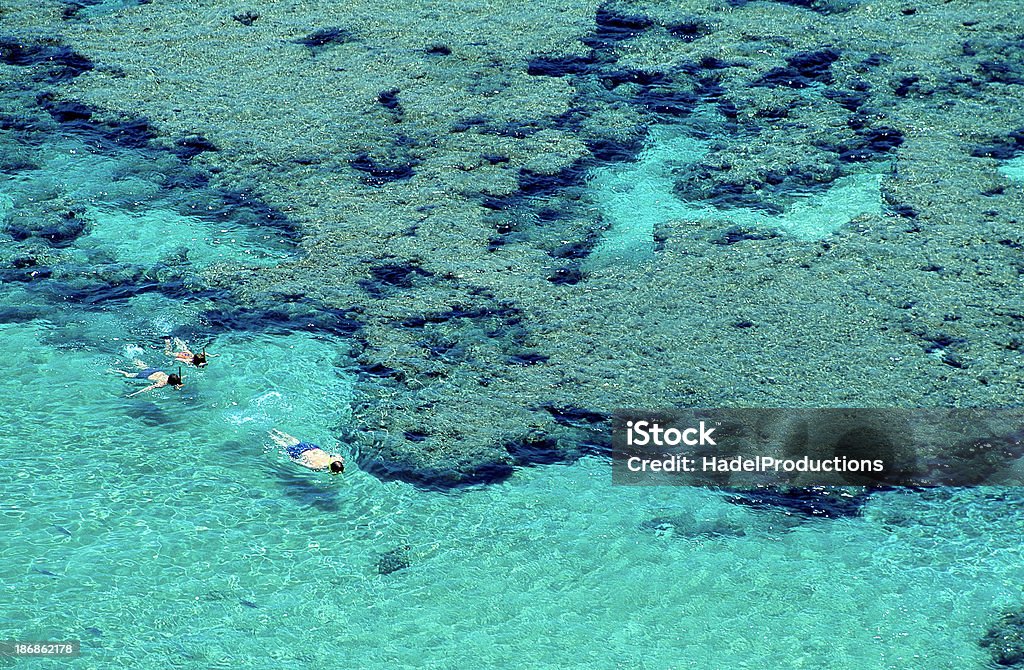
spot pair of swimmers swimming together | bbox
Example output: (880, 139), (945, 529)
(109, 337), (345, 475)
(108, 337), (208, 397)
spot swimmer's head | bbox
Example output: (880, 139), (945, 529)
(329, 460), (345, 475)
(168, 372), (183, 388)
(192, 352), (208, 367)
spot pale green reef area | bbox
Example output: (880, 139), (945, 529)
(4, 0), (1020, 480)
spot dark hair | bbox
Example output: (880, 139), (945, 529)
(192, 352), (207, 367)
(168, 373), (183, 386)
(329, 460), (345, 474)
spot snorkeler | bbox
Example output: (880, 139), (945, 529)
(163, 336), (212, 368)
(269, 429), (345, 475)
(109, 361), (184, 397)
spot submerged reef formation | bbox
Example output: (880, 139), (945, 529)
(980, 610), (1024, 669)
(3, 0), (1023, 486)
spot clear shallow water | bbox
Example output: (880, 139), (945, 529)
(0, 132), (293, 270)
(2, 269), (1022, 668)
(587, 124), (883, 263)
(0, 36), (1020, 670)
(999, 155), (1024, 183)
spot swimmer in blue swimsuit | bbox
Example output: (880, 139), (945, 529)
(269, 429), (345, 474)
(109, 360), (184, 397)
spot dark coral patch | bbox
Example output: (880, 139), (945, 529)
(833, 126), (905, 162)
(202, 302), (362, 337)
(542, 405), (609, 428)
(507, 352), (549, 366)
(355, 451), (515, 490)
(755, 48), (841, 88)
(38, 94), (156, 151)
(350, 153), (417, 185)
(971, 128), (1024, 160)
(0, 38), (94, 82)
(173, 134), (218, 160)
(527, 55), (598, 77)
(295, 27), (353, 49)
(584, 6), (653, 48)
(376, 546), (412, 575)
(359, 261), (432, 296)
(711, 226), (780, 246)
(547, 266), (584, 285)
(666, 19), (712, 42)
(377, 88), (401, 111)
(725, 487), (875, 519)
(980, 610), (1024, 669)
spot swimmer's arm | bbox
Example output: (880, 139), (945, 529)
(126, 384), (158, 398)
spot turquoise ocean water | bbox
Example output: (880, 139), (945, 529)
(3, 5), (1024, 669)
(1, 129), (1023, 670)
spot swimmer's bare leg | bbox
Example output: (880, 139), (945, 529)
(268, 429), (300, 447)
(108, 369), (135, 377)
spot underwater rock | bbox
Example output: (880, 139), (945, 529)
(202, 301), (361, 337)
(888, 203), (918, 218)
(377, 88), (401, 112)
(507, 352), (549, 366)
(586, 136), (642, 162)
(376, 546), (411, 575)
(724, 487), (874, 519)
(43, 100), (93, 123)
(358, 261), (432, 296)
(980, 610), (1024, 668)
(295, 27), (353, 49)
(356, 440), (515, 489)
(641, 514), (751, 540)
(0, 38), (94, 82)
(399, 303), (522, 329)
(38, 94), (156, 152)
(547, 266), (584, 285)
(756, 48), (842, 88)
(517, 164), (586, 197)
(666, 19), (712, 42)
(173, 134), (218, 160)
(349, 153), (417, 185)
(822, 88), (869, 111)
(893, 75), (921, 97)
(741, 0), (859, 14)
(710, 226), (779, 246)
(549, 238), (597, 261)
(505, 430), (565, 466)
(5, 209), (88, 248)
(542, 405), (609, 429)
(231, 11), (259, 26)
(971, 128), (1024, 160)
(634, 84), (697, 117)
(584, 6), (653, 48)
(528, 55), (597, 77)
